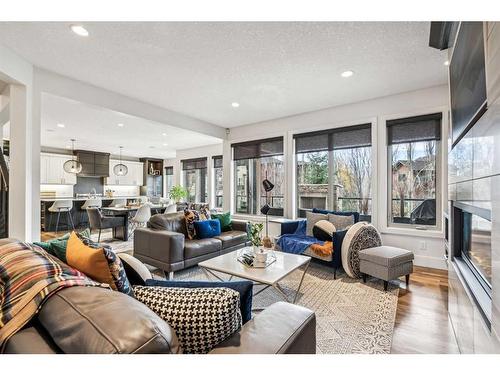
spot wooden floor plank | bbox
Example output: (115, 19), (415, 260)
(391, 266), (459, 354)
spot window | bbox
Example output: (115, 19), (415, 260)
(213, 155), (223, 208)
(232, 137), (284, 216)
(294, 124), (372, 220)
(165, 166), (174, 198)
(181, 158), (207, 203)
(387, 113), (442, 228)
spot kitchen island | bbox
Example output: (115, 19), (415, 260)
(40, 196), (167, 234)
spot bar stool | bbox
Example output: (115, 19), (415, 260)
(80, 198), (102, 227)
(48, 200), (74, 234)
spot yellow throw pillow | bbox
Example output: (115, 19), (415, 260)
(66, 232), (117, 290)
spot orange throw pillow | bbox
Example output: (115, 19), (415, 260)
(66, 232), (117, 290)
(310, 241), (334, 257)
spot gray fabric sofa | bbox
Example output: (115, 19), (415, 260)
(134, 212), (249, 278)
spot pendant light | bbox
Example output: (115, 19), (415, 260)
(113, 146), (128, 176)
(63, 139), (83, 174)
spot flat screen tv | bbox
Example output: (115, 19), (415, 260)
(450, 22), (487, 148)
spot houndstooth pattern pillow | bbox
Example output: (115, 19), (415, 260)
(133, 286), (242, 354)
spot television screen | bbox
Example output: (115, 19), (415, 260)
(450, 22), (487, 147)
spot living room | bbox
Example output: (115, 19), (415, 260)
(1, 1), (499, 373)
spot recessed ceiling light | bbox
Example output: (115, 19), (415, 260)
(231, 102), (240, 108)
(162, 133), (167, 136)
(70, 25), (89, 37)
(57, 123), (65, 128)
(162, 143), (168, 146)
(444, 60), (450, 66)
(341, 70), (354, 78)
(117, 123), (124, 127)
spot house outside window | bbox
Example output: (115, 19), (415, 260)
(294, 124), (372, 220)
(232, 137), (284, 216)
(213, 155), (223, 209)
(181, 157), (207, 203)
(387, 113), (442, 228)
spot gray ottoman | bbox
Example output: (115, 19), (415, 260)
(359, 246), (414, 291)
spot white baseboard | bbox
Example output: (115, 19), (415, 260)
(414, 254), (447, 270)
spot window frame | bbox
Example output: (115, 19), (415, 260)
(231, 137), (285, 217)
(379, 108), (447, 237)
(293, 123), (373, 219)
(181, 157), (208, 203)
(387, 139), (442, 230)
(212, 155), (223, 209)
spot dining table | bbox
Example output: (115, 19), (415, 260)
(101, 204), (168, 241)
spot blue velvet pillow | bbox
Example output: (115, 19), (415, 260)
(312, 208), (360, 223)
(194, 219), (221, 239)
(145, 279), (253, 324)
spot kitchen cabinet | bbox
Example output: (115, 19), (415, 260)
(40, 153), (77, 185)
(106, 160), (143, 186)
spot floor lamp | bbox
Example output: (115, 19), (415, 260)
(260, 175), (274, 249)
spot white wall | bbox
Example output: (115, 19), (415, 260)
(0, 44), (39, 241)
(164, 143), (223, 206)
(224, 85), (449, 269)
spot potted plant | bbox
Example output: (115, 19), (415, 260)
(249, 222), (264, 253)
(169, 185), (188, 205)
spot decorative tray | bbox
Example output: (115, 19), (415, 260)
(237, 249), (276, 268)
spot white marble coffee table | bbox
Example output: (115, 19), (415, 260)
(199, 247), (311, 304)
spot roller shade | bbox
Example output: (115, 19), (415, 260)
(294, 124), (372, 154)
(181, 157), (207, 170)
(387, 113), (442, 145)
(213, 155), (223, 168)
(165, 166), (173, 175)
(232, 137), (283, 161)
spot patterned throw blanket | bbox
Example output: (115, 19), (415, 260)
(0, 240), (105, 351)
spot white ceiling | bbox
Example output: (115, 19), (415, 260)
(40, 93), (221, 159)
(0, 22), (447, 127)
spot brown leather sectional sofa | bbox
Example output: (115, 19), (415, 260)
(133, 212), (250, 278)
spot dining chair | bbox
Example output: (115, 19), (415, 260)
(48, 200), (74, 234)
(87, 207), (125, 242)
(129, 203), (152, 237)
(80, 198), (102, 227)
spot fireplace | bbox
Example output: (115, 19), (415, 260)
(452, 202), (492, 324)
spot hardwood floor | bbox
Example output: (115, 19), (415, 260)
(391, 266), (459, 354)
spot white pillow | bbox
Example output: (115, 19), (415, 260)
(306, 211), (328, 236)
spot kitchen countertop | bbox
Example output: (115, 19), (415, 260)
(40, 196), (144, 202)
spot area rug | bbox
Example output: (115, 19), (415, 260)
(96, 231), (399, 354)
(166, 262), (399, 354)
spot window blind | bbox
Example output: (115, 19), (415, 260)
(181, 157), (207, 170)
(232, 137), (284, 161)
(387, 113), (442, 145)
(294, 124), (372, 154)
(213, 155), (223, 168)
(165, 166), (174, 175)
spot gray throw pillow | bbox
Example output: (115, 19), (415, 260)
(306, 211), (328, 236)
(328, 213), (355, 231)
